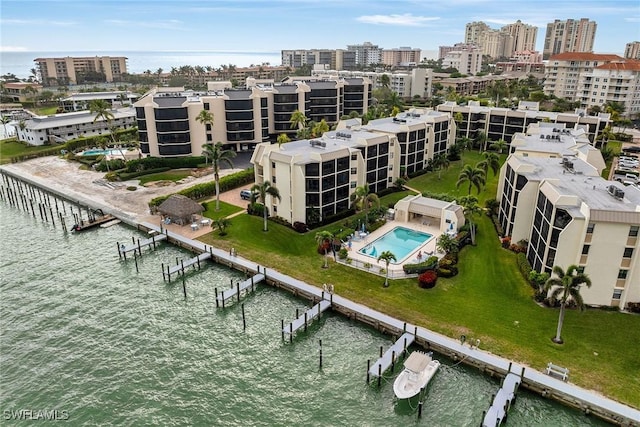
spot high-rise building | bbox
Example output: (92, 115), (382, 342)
(577, 59), (640, 118)
(441, 44), (482, 75)
(501, 20), (538, 53)
(624, 41), (640, 60)
(543, 18), (597, 60)
(478, 30), (514, 59)
(34, 56), (128, 86)
(381, 47), (421, 67)
(465, 22), (491, 46)
(346, 42), (382, 67)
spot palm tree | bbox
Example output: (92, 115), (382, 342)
(459, 195), (481, 245)
(277, 133), (290, 147)
(196, 109), (214, 152)
(377, 251), (397, 287)
(213, 218), (231, 236)
(432, 153), (450, 180)
(202, 142), (236, 211)
(476, 131), (488, 153)
(489, 138), (508, 154)
(477, 152), (500, 177)
(250, 180), (281, 232)
(289, 110), (307, 131)
(89, 99), (116, 144)
(379, 74), (390, 88)
(311, 119), (329, 137)
(544, 265), (592, 344)
(456, 164), (486, 195)
(436, 233), (458, 255)
(315, 230), (334, 268)
(349, 183), (380, 227)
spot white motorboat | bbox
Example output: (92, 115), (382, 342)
(393, 351), (440, 399)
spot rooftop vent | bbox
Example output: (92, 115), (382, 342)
(607, 185), (625, 200)
(540, 134), (545, 139)
(335, 131), (351, 139)
(392, 117), (407, 123)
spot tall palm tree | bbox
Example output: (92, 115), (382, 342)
(289, 110), (307, 131)
(277, 133), (291, 147)
(476, 131), (487, 153)
(456, 164), (486, 195)
(379, 74), (390, 88)
(311, 119), (329, 137)
(196, 109), (214, 153)
(377, 251), (397, 287)
(477, 152), (500, 177)
(202, 142), (236, 211)
(432, 153), (450, 180)
(250, 180), (281, 232)
(349, 183), (380, 227)
(489, 138), (508, 154)
(90, 99), (116, 145)
(315, 230), (334, 268)
(459, 195), (481, 245)
(544, 265), (592, 344)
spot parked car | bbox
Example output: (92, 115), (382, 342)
(623, 146), (640, 153)
(240, 189), (254, 200)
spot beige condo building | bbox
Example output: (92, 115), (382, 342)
(543, 19), (597, 60)
(543, 52), (623, 99)
(624, 41), (640, 60)
(34, 56), (128, 86)
(497, 123), (639, 308)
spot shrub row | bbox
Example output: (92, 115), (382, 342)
(516, 252), (532, 280)
(124, 156), (206, 173)
(421, 191), (456, 202)
(119, 167), (171, 181)
(149, 168), (254, 208)
(403, 256), (438, 274)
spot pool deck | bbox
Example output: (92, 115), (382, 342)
(346, 219), (444, 275)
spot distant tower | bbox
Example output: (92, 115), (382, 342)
(624, 41), (640, 60)
(501, 20), (538, 54)
(543, 18), (597, 60)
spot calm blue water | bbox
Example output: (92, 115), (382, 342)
(360, 227), (433, 263)
(0, 199), (610, 426)
(80, 149), (122, 156)
(0, 51), (282, 80)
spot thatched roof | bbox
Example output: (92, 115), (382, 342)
(157, 194), (204, 217)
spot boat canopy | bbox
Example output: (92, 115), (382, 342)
(403, 351), (431, 373)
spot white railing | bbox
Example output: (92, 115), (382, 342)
(335, 257), (417, 280)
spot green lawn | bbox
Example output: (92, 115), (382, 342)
(0, 139), (57, 164)
(197, 150), (640, 407)
(138, 170), (193, 185)
(202, 200), (243, 221)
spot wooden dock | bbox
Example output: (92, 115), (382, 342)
(367, 332), (416, 385)
(281, 299), (332, 342)
(163, 252), (212, 281)
(72, 214), (116, 232)
(117, 234), (167, 259)
(215, 273), (265, 308)
(482, 366), (523, 426)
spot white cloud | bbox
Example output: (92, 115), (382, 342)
(356, 13), (439, 26)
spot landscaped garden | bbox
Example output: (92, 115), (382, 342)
(198, 150), (640, 407)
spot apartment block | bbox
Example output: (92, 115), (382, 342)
(134, 79), (371, 156)
(346, 42), (382, 67)
(624, 41), (640, 60)
(496, 124), (639, 308)
(34, 56), (128, 86)
(441, 44), (482, 75)
(434, 74), (521, 98)
(577, 60), (640, 118)
(543, 19), (597, 60)
(381, 47), (421, 67)
(250, 129), (401, 224)
(501, 20), (538, 53)
(437, 100), (611, 144)
(543, 52), (623, 99)
(465, 22), (491, 46)
(478, 30), (514, 59)
(17, 108), (135, 146)
(2, 82), (42, 102)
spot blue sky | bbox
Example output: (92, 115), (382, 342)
(1, 0), (638, 55)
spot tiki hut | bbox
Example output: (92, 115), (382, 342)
(157, 194), (204, 225)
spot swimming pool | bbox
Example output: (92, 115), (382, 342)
(358, 226), (432, 264)
(80, 149), (124, 156)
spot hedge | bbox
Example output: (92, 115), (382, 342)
(124, 156), (206, 173)
(149, 168), (255, 208)
(516, 252), (532, 280)
(119, 167), (171, 181)
(403, 256), (439, 274)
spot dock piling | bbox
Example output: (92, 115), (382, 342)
(304, 312), (308, 332)
(391, 350), (396, 372)
(236, 282), (240, 302)
(162, 263), (166, 281)
(319, 339), (323, 369)
(215, 288), (219, 308)
(182, 275), (187, 300)
(134, 252), (139, 273)
(242, 303), (246, 330)
(281, 319), (284, 341)
(366, 360), (370, 383)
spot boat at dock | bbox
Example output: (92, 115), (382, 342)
(71, 214), (116, 232)
(393, 351), (440, 400)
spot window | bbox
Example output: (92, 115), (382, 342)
(612, 289), (622, 300)
(350, 167), (357, 175)
(586, 223), (595, 234)
(577, 266), (585, 274)
(581, 245), (590, 255)
(350, 181), (357, 188)
(623, 248), (634, 258)
(271, 162), (276, 169)
(618, 270), (628, 280)
(629, 226), (639, 237)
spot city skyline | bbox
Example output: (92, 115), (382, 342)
(0, 0), (638, 57)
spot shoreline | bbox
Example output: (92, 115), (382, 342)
(1, 158), (639, 425)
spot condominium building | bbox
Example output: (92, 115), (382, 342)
(434, 74), (521, 98)
(465, 22), (491, 46)
(16, 108), (135, 146)
(543, 52), (624, 99)
(501, 20), (538, 53)
(134, 79), (372, 156)
(250, 108), (455, 224)
(250, 129), (401, 224)
(494, 49), (545, 73)
(437, 100), (611, 144)
(496, 124), (639, 308)
(346, 42), (383, 67)
(34, 56), (128, 86)
(577, 60), (640, 118)
(381, 47), (421, 67)
(624, 41), (640, 60)
(478, 30), (514, 59)
(441, 44), (482, 75)
(543, 19), (597, 60)
(2, 82), (42, 102)
(60, 91), (138, 112)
